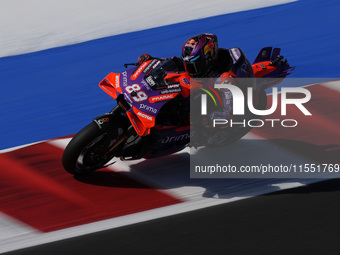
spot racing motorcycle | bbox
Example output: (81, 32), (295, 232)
(62, 47), (294, 175)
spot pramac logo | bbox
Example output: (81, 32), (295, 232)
(131, 62), (148, 81)
(149, 93), (178, 103)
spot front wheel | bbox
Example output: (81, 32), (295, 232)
(62, 122), (121, 175)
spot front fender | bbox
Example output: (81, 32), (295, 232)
(93, 113), (114, 130)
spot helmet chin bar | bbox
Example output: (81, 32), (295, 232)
(192, 62), (199, 75)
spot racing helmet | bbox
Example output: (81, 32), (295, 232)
(181, 33), (218, 77)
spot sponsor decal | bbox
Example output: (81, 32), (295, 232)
(160, 87), (182, 95)
(139, 103), (157, 114)
(141, 79), (151, 91)
(124, 92), (133, 104)
(122, 71), (128, 87)
(95, 117), (110, 125)
(183, 78), (190, 86)
(224, 90), (232, 99)
(161, 134), (190, 143)
(240, 62), (250, 74)
(231, 48), (240, 61)
(152, 60), (161, 69)
(145, 75), (156, 87)
(149, 93), (178, 103)
(131, 62), (148, 80)
(180, 78), (190, 87)
(167, 84), (180, 89)
(115, 74), (120, 89)
(101, 85), (114, 97)
(143, 59), (159, 74)
(137, 111), (153, 121)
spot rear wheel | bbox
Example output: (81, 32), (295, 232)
(62, 122), (122, 175)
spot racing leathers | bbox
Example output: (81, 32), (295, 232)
(138, 47), (256, 146)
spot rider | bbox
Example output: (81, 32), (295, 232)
(138, 33), (254, 85)
(137, 33), (256, 145)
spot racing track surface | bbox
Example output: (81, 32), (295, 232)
(1, 0), (340, 254)
(1, 80), (340, 254)
(4, 178), (340, 255)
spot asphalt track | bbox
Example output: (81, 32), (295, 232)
(3, 178), (340, 255)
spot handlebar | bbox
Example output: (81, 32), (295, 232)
(124, 63), (139, 68)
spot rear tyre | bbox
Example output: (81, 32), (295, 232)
(62, 122), (116, 175)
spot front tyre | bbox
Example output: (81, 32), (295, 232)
(62, 122), (116, 175)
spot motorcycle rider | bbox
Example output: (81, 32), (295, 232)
(138, 33), (253, 78)
(137, 33), (256, 146)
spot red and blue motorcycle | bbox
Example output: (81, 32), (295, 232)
(62, 47), (294, 175)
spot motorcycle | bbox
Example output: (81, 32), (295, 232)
(62, 47), (294, 175)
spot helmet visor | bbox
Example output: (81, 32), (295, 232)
(184, 58), (207, 77)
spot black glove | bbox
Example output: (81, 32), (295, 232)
(137, 53), (153, 65)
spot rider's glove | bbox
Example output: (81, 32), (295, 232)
(137, 53), (153, 65)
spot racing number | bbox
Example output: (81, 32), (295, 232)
(125, 84), (147, 102)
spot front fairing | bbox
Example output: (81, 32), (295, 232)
(99, 60), (189, 136)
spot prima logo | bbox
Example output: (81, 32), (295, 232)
(139, 103), (157, 114)
(161, 134), (190, 143)
(122, 71), (128, 87)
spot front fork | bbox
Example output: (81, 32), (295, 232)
(93, 103), (133, 132)
(92, 104), (135, 158)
